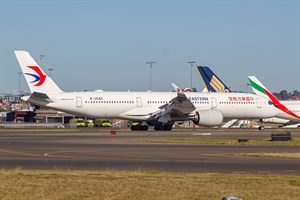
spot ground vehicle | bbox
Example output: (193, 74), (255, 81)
(94, 119), (111, 127)
(71, 118), (94, 127)
(76, 118), (86, 127)
(85, 119), (94, 127)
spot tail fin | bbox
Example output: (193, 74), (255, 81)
(248, 76), (270, 100)
(14, 51), (63, 94)
(197, 66), (231, 92)
(248, 76), (300, 119)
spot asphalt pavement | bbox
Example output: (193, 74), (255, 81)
(0, 128), (300, 174)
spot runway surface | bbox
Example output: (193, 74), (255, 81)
(1, 128), (300, 174)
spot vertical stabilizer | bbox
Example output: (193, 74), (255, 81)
(14, 51), (63, 94)
(248, 76), (300, 119)
(197, 66), (231, 92)
(248, 76), (270, 100)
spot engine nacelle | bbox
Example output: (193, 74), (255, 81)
(193, 109), (224, 126)
(262, 117), (289, 124)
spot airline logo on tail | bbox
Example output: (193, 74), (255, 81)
(25, 66), (46, 86)
(197, 66), (231, 92)
(210, 75), (227, 92)
(248, 76), (300, 119)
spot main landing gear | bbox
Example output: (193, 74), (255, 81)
(130, 124), (149, 131)
(153, 124), (172, 131)
(258, 125), (265, 130)
(257, 119), (265, 130)
(130, 122), (173, 131)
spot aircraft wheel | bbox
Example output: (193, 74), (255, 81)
(143, 125), (149, 131)
(154, 125), (163, 131)
(136, 125), (141, 131)
(162, 124), (170, 131)
(166, 124), (172, 131)
(140, 125), (147, 131)
(131, 125), (136, 131)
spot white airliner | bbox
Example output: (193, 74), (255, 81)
(198, 66), (300, 128)
(15, 51), (278, 131)
(248, 76), (300, 126)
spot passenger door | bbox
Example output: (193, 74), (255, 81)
(76, 97), (82, 108)
(136, 97), (142, 107)
(256, 98), (261, 108)
(211, 97), (217, 108)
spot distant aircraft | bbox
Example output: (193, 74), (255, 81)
(15, 51), (277, 131)
(197, 66), (300, 128)
(197, 66), (231, 92)
(248, 76), (300, 124)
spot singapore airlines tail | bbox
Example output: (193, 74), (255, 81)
(197, 66), (231, 92)
(14, 51), (63, 94)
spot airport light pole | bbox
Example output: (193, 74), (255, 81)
(48, 68), (54, 77)
(18, 72), (22, 98)
(246, 83), (250, 93)
(188, 61), (196, 91)
(40, 54), (45, 67)
(146, 61), (156, 91)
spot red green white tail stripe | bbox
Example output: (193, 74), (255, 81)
(248, 76), (300, 119)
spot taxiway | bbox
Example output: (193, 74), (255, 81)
(0, 128), (299, 174)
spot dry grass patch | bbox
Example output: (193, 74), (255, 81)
(240, 152), (300, 159)
(0, 169), (300, 200)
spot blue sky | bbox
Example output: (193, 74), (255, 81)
(0, 0), (299, 94)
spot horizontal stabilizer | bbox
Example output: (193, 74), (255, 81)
(28, 92), (53, 103)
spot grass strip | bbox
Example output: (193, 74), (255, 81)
(0, 169), (300, 200)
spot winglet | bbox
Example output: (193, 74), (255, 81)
(171, 83), (183, 94)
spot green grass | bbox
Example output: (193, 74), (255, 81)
(0, 169), (300, 200)
(142, 137), (300, 146)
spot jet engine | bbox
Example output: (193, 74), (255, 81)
(193, 109), (224, 126)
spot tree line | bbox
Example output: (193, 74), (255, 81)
(273, 90), (300, 100)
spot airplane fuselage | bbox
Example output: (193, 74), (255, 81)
(28, 91), (277, 122)
(14, 51), (279, 131)
(273, 101), (300, 122)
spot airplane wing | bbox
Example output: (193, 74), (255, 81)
(119, 83), (196, 123)
(150, 83), (195, 123)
